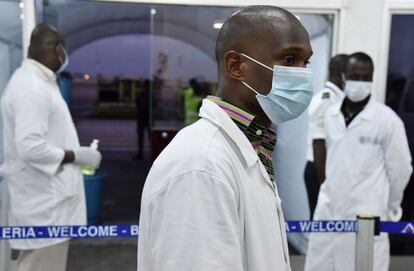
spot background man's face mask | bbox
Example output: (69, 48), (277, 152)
(344, 80), (372, 102)
(240, 53), (313, 124)
(57, 46), (69, 74)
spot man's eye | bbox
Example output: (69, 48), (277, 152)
(284, 56), (295, 65)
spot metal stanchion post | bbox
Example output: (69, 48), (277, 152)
(355, 215), (375, 271)
(0, 182), (11, 271)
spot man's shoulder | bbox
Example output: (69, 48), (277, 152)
(323, 103), (342, 125)
(153, 119), (233, 171)
(309, 87), (341, 114)
(147, 119), (239, 187)
(4, 66), (41, 95)
(371, 101), (403, 125)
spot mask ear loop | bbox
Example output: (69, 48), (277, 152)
(241, 81), (260, 95)
(57, 44), (67, 64)
(341, 73), (346, 84)
(240, 53), (273, 72)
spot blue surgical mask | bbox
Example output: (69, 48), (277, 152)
(240, 53), (313, 123)
(57, 47), (69, 74)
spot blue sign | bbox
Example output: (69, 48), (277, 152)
(286, 220), (356, 233)
(0, 225), (138, 240)
(1, 221), (414, 239)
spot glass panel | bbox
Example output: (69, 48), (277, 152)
(0, 0), (23, 269)
(149, 6), (333, 258)
(386, 14), (414, 255)
(23, 2), (335, 269)
(37, 1), (152, 270)
(148, 4), (237, 160)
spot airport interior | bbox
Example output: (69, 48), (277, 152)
(1, 0), (414, 270)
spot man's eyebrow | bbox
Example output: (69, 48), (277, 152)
(278, 45), (312, 54)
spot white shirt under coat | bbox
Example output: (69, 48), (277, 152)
(305, 98), (412, 271)
(138, 99), (291, 271)
(0, 59), (86, 250)
(306, 81), (344, 161)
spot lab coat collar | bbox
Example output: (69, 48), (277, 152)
(331, 97), (376, 125)
(199, 99), (259, 167)
(23, 59), (57, 82)
(333, 97), (375, 129)
(357, 97), (376, 121)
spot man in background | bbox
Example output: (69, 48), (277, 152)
(0, 24), (101, 271)
(134, 79), (151, 159)
(305, 52), (412, 271)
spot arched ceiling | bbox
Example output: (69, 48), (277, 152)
(42, 1), (235, 58)
(0, 0), (333, 58)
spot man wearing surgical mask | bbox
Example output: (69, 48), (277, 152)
(305, 52), (412, 271)
(138, 5), (313, 271)
(0, 24), (101, 271)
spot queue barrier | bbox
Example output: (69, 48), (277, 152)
(1, 220), (414, 240)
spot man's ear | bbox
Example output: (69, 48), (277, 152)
(224, 51), (246, 80)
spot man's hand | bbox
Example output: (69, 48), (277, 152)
(73, 147), (102, 169)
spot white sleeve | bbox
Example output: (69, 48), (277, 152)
(384, 116), (413, 211)
(146, 171), (243, 271)
(13, 89), (65, 176)
(309, 94), (329, 140)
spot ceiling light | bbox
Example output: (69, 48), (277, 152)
(213, 22), (223, 29)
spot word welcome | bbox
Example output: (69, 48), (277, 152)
(1, 221), (414, 239)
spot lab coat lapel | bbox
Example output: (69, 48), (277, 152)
(199, 99), (290, 267)
(199, 99), (275, 189)
(347, 98), (376, 130)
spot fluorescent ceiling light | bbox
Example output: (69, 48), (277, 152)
(213, 22), (223, 29)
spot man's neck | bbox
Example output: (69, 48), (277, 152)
(216, 90), (271, 129)
(28, 56), (54, 72)
(344, 96), (370, 115)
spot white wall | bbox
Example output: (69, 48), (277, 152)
(337, 0), (388, 101)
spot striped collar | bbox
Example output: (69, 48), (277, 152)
(207, 96), (277, 181)
(207, 96), (255, 127)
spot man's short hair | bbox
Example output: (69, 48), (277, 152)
(215, 6), (299, 69)
(347, 52), (374, 71)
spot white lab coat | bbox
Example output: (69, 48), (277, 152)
(305, 99), (412, 271)
(306, 81), (344, 161)
(138, 99), (291, 271)
(0, 59), (86, 250)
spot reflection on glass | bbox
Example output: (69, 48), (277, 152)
(386, 14), (414, 255)
(23, 1), (336, 269)
(0, 1), (23, 269)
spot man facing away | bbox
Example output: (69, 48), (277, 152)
(138, 5), (313, 271)
(0, 24), (102, 271)
(305, 52), (412, 271)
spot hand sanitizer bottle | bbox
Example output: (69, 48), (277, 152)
(82, 139), (99, 176)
